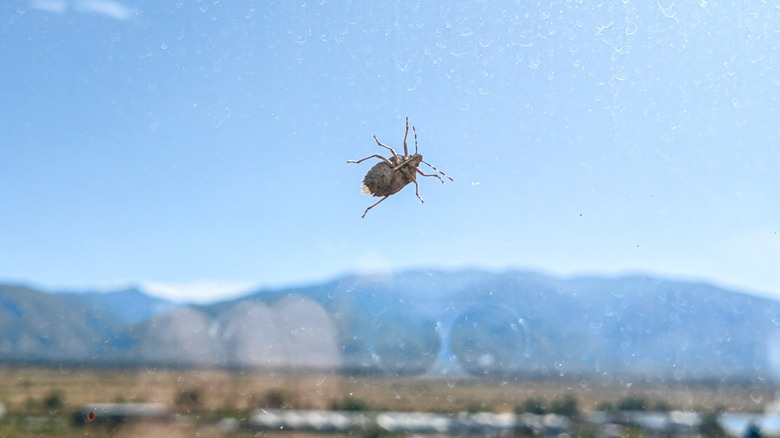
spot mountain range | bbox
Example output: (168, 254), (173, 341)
(1, 269), (779, 381)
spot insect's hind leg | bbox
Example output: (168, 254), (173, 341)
(361, 195), (390, 218)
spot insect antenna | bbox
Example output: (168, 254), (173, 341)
(412, 125), (419, 154)
(422, 160), (454, 182)
(413, 125), (453, 181)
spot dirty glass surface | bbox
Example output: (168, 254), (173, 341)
(1, 1), (779, 437)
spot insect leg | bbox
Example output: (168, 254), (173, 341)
(347, 154), (395, 167)
(411, 178), (425, 204)
(362, 196), (390, 218)
(399, 165), (424, 203)
(373, 135), (400, 161)
(414, 167), (445, 184)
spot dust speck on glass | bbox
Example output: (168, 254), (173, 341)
(0, 1), (778, 437)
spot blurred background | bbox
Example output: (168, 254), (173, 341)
(1, 1), (779, 436)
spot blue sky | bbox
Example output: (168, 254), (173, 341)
(1, 1), (778, 302)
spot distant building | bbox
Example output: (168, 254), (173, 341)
(249, 409), (570, 435)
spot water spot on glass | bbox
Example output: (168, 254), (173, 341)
(478, 35), (495, 48)
(145, 366), (157, 375)
(160, 43), (168, 50)
(199, 4), (208, 13)
(395, 57), (410, 72)
(625, 21), (638, 36)
(333, 31), (349, 44)
(609, 74), (627, 87)
(595, 21), (613, 35)
(528, 53), (541, 69)
(208, 107), (231, 128)
(658, 1), (677, 19)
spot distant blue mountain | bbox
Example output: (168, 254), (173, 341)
(0, 284), (136, 362)
(60, 287), (179, 325)
(1, 270), (779, 382)
(222, 270), (780, 379)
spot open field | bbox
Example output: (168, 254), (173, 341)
(0, 365), (777, 436)
(0, 366), (775, 413)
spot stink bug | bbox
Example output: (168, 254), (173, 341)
(347, 117), (453, 218)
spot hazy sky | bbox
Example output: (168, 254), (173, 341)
(1, 1), (778, 302)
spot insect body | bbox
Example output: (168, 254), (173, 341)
(348, 117), (453, 218)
